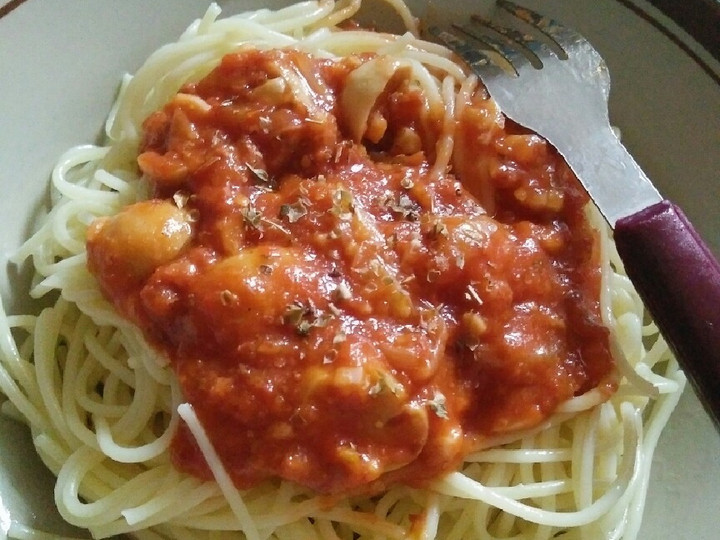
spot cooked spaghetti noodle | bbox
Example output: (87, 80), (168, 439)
(0, 1), (684, 539)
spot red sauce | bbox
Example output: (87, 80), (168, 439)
(86, 48), (616, 494)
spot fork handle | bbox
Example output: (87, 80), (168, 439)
(615, 200), (720, 429)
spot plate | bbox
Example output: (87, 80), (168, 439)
(0, 0), (718, 538)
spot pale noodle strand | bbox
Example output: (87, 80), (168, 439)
(51, 146), (114, 203)
(300, 29), (396, 55)
(0, 349), (46, 431)
(313, 0), (361, 29)
(251, 0), (337, 32)
(33, 303), (77, 451)
(61, 314), (105, 450)
(434, 404), (642, 528)
(571, 407), (599, 509)
(72, 353), (126, 419)
(429, 75), (456, 179)
(623, 369), (685, 540)
(386, 42), (466, 81)
(83, 331), (135, 388)
(591, 206), (659, 398)
(312, 506), (406, 539)
(177, 403), (260, 540)
(56, 447), (170, 526)
(94, 409), (176, 464)
(92, 360), (178, 464)
(473, 447), (572, 464)
(107, 477), (215, 533)
(0, 312), (41, 410)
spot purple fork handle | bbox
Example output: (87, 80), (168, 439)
(615, 200), (720, 429)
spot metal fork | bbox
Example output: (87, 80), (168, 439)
(428, 1), (720, 428)
(429, 0), (661, 227)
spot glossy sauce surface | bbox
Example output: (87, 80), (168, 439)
(87, 48), (615, 494)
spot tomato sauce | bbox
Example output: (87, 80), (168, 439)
(86, 48), (616, 494)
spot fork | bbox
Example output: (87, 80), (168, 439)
(427, 0), (720, 428)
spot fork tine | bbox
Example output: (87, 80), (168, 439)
(496, 0), (584, 58)
(497, 0), (610, 98)
(427, 26), (506, 77)
(469, 14), (552, 69)
(451, 21), (532, 75)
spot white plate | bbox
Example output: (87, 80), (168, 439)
(1, 0), (718, 538)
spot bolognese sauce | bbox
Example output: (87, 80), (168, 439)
(86, 48), (616, 494)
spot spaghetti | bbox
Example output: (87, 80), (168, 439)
(0, 1), (684, 539)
